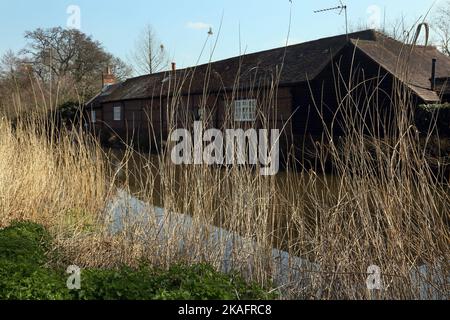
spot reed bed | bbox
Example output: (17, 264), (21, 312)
(0, 44), (448, 300)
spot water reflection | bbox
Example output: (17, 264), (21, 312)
(106, 148), (340, 210)
(105, 148), (343, 253)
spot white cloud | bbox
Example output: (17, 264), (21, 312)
(186, 21), (211, 30)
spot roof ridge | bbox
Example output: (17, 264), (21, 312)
(368, 29), (440, 49)
(122, 29), (379, 83)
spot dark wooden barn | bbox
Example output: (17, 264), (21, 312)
(85, 29), (450, 156)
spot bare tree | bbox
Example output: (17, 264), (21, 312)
(433, 1), (450, 56)
(130, 25), (168, 75)
(0, 50), (24, 79)
(0, 50), (37, 117)
(21, 27), (132, 102)
(21, 27), (132, 99)
(0, 28), (132, 119)
(107, 55), (133, 81)
(22, 27), (99, 82)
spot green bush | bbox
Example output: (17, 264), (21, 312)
(0, 221), (71, 300)
(0, 221), (274, 300)
(72, 264), (273, 300)
(0, 221), (51, 265)
(0, 263), (71, 300)
(55, 101), (82, 127)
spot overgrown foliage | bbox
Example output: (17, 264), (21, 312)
(0, 222), (272, 300)
(0, 221), (71, 300)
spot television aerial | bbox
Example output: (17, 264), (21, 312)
(314, 1), (348, 39)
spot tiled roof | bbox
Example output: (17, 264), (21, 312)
(99, 30), (376, 103)
(86, 82), (123, 108)
(90, 29), (450, 104)
(351, 34), (450, 102)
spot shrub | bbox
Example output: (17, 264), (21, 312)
(72, 264), (273, 300)
(0, 221), (70, 300)
(0, 221), (51, 266)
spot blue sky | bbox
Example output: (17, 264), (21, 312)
(0, 0), (442, 70)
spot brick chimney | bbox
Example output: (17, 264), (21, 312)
(102, 66), (116, 87)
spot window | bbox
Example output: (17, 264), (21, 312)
(234, 99), (257, 122)
(90, 110), (96, 123)
(113, 106), (122, 121)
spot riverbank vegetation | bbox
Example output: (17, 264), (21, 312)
(0, 76), (448, 300)
(0, 221), (272, 300)
(0, 22), (449, 299)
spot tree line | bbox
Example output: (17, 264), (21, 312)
(0, 24), (168, 122)
(1, 2), (449, 122)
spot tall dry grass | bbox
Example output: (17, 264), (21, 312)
(0, 35), (448, 300)
(0, 115), (108, 233)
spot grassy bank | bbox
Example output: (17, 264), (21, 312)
(0, 221), (273, 300)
